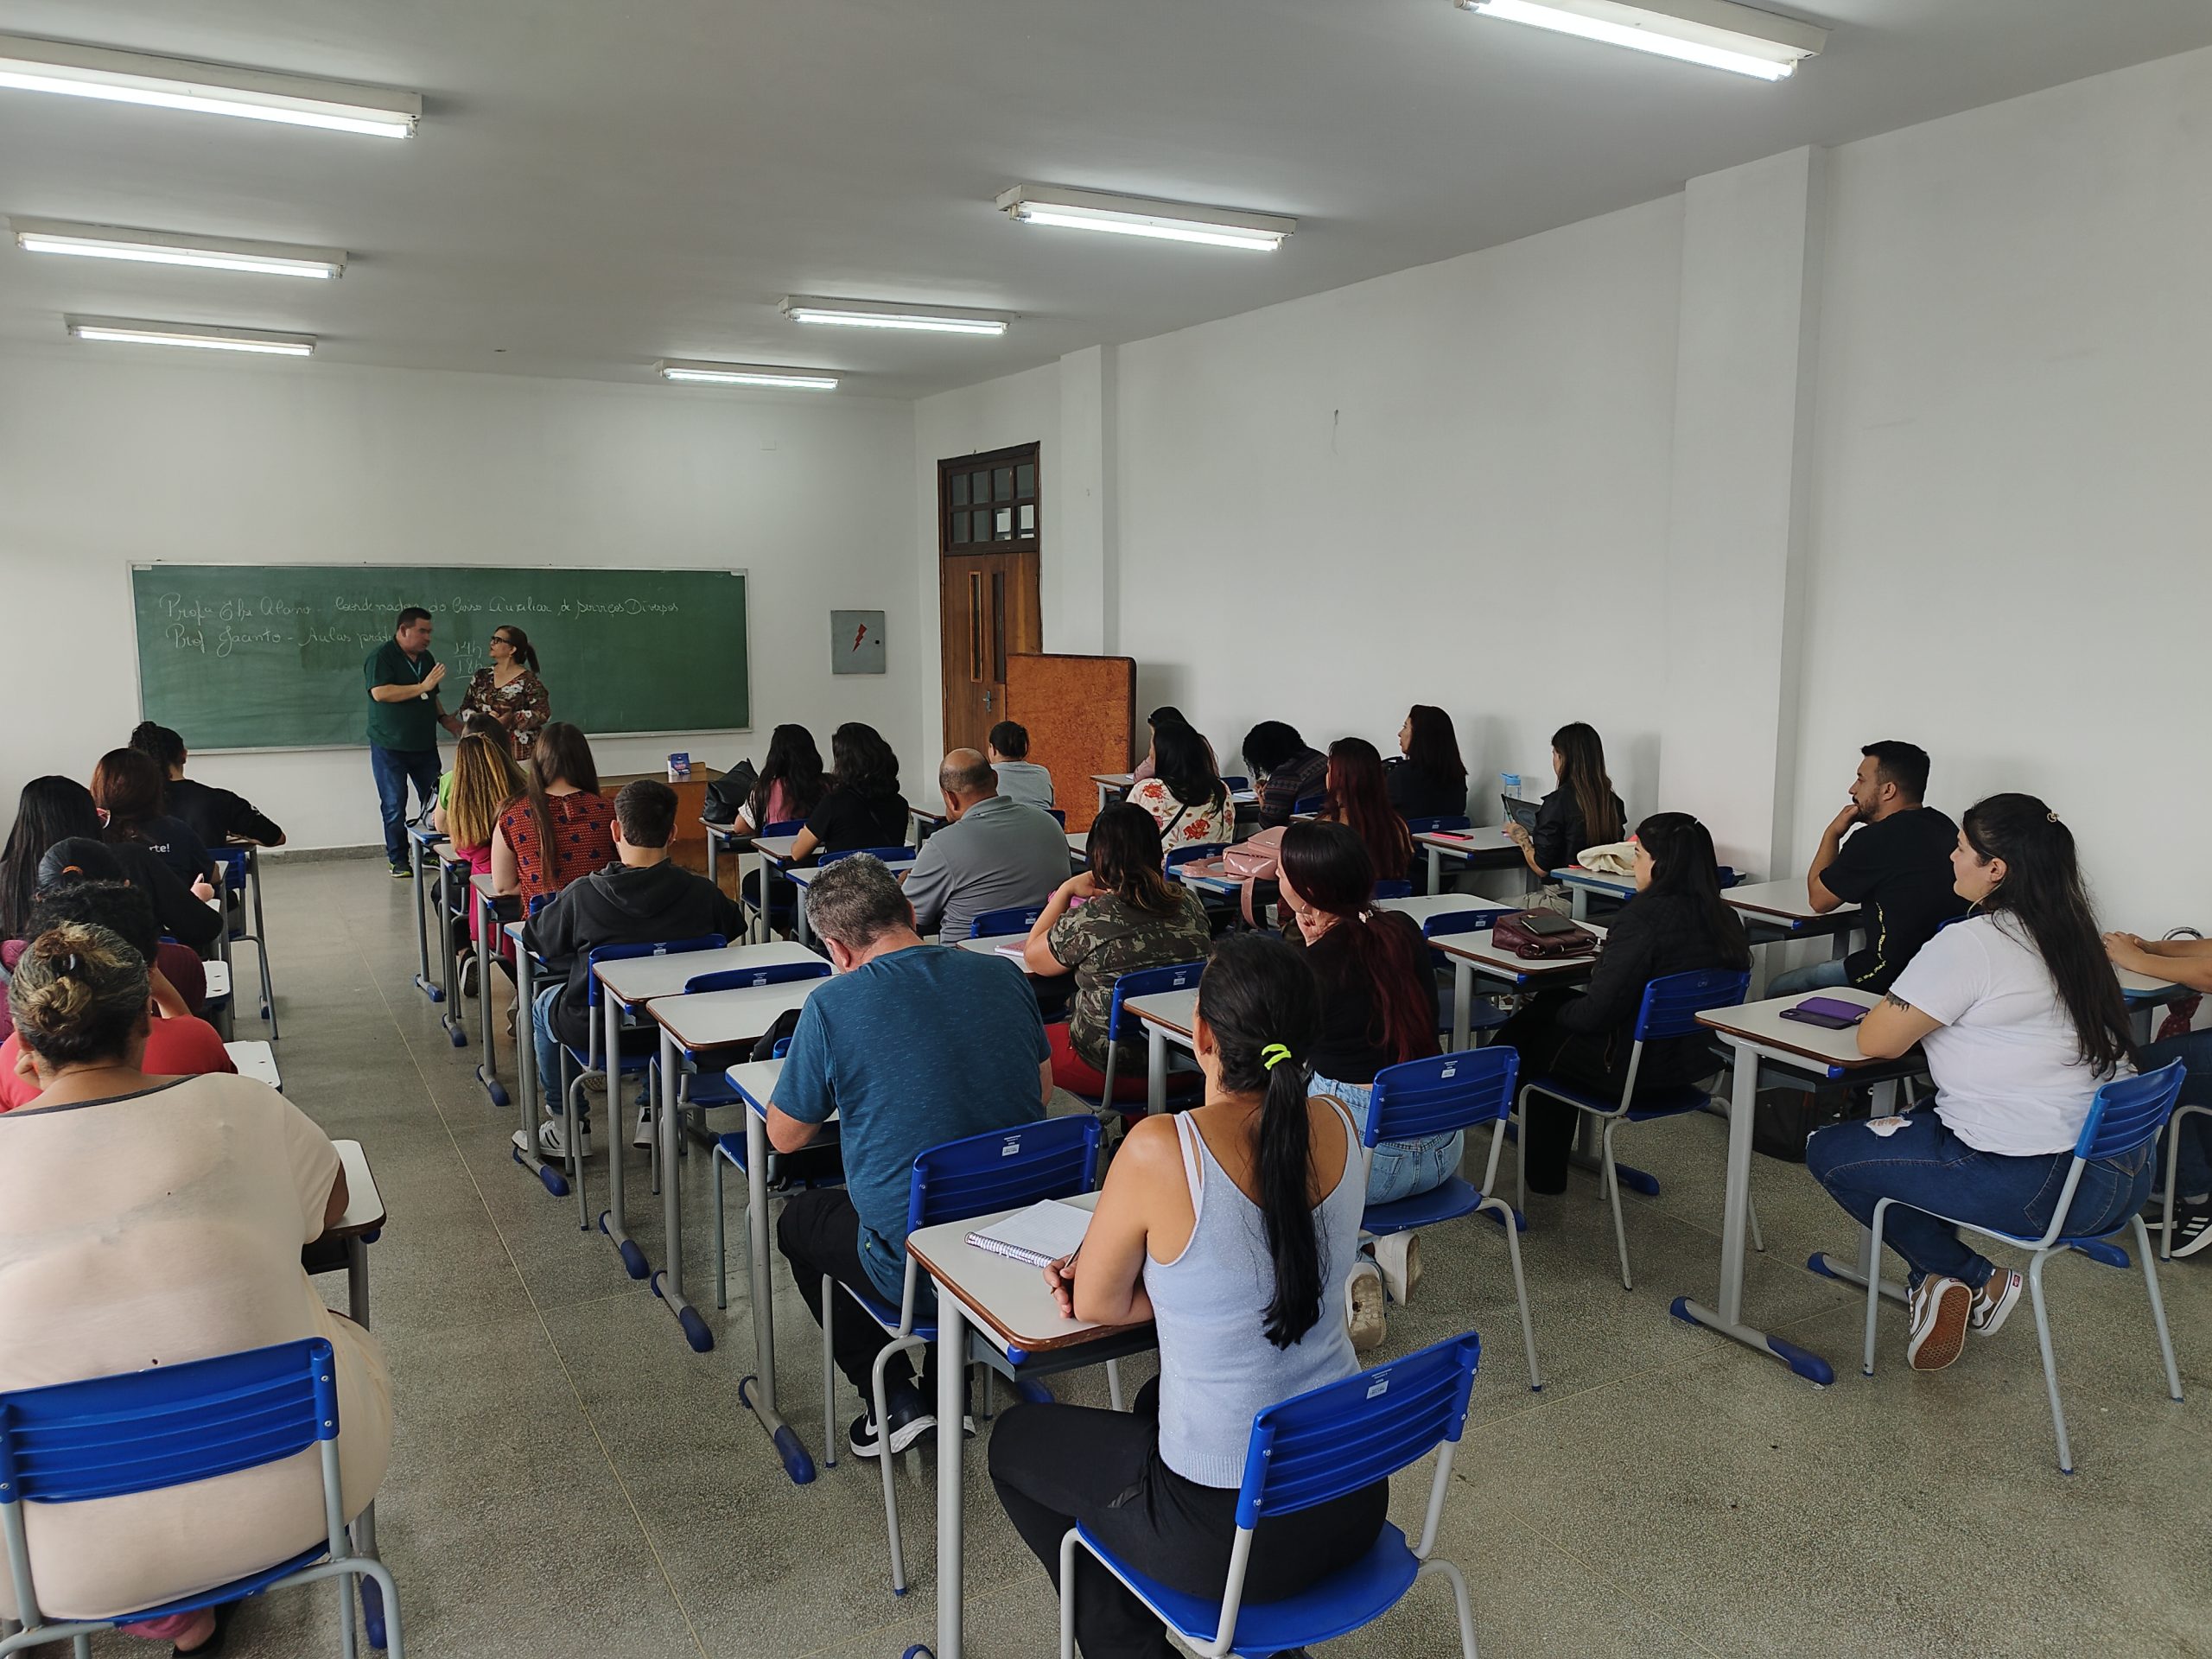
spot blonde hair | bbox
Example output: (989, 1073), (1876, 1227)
(448, 734), (526, 852)
(8, 921), (149, 1067)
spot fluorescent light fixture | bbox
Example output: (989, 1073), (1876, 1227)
(1454, 0), (1824, 80)
(0, 33), (419, 136)
(67, 314), (315, 356)
(658, 359), (839, 391)
(995, 184), (1294, 251)
(11, 217), (346, 278)
(781, 296), (1010, 337)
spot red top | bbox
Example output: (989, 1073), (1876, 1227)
(0, 1015), (236, 1110)
(499, 791), (617, 908)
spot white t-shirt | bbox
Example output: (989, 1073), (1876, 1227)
(1891, 913), (2126, 1157)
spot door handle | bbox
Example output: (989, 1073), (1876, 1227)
(984, 689), (994, 712)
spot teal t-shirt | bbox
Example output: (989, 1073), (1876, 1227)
(773, 944), (1050, 1300)
(364, 639), (442, 751)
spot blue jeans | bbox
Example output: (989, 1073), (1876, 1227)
(1768, 957), (1849, 998)
(370, 743), (442, 867)
(1310, 1075), (1466, 1206)
(532, 982), (568, 1119)
(2139, 1027), (2212, 1201)
(1807, 1111), (2152, 1290)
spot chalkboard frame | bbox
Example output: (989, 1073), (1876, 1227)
(128, 561), (754, 753)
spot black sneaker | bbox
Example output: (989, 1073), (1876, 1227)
(849, 1384), (934, 1459)
(390, 863), (413, 880)
(2171, 1201), (2212, 1260)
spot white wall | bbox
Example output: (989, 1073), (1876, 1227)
(0, 344), (918, 850)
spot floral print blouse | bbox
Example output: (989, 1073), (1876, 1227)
(1127, 778), (1236, 854)
(461, 668), (550, 760)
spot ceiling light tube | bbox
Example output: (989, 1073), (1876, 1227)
(658, 359), (839, 391)
(1455, 0), (1824, 80)
(67, 314), (315, 356)
(781, 296), (1010, 337)
(995, 185), (1294, 251)
(0, 33), (419, 136)
(11, 217), (346, 278)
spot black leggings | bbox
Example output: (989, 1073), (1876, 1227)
(1494, 989), (1627, 1196)
(989, 1379), (1388, 1659)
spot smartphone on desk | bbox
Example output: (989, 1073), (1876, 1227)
(1779, 996), (1867, 1031)
(1517, 910), (1583, 938)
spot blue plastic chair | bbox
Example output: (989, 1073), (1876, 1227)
(1421, 910), (1510, 1042)
(211, 845), (278, 1036)
(709, 1039), (840, 1317)
(1046, 808), (1068, 827)
(1403, 815), (1472, 836)
(0, 1338), (404, 1658)
(1076, 959), (1209, 1113)
(1221, 774), (1251, 793)
(1163, 842), (1230, 870)
(1859, 1061), (2187, 1472)
(741, 817), (810, 938)
(1516, 968), (1753, 1289)
(1372, 878), (1414, 902)
(1363, 1049), (1542, 1389)
(969, 905), (1045, 938)
(823, 1116), (1118, 1595)
(658, 959), (832, 1120)
(1059, 1332), (1483, 1659)
(1292, 792), (1326, 817)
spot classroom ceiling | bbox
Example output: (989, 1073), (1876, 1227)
(2, 1), (2209, 401)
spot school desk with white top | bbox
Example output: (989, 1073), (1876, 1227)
(1548, 864), (1639, 919)
(407, 824), (448, 1003)
(1376, 892), (1511, 931)
(786, 850), (914, 950)
(747, 833), (806, 944)
(1065, 830), (1090, 867)
(702, 818), (743, 890)
(225, 1038), (282, 1091)
(470, 875), (512, 1110)
(644, 976), (829, 1351)
(907, 1189), (1155, 1659)
(502, 920), (571, 1205)
(1425, 920), (1608, 1051)
(1414, 825), (1525, 892)
(1126, 987), (1202, 1117)
(1090, 772), (1135, 813)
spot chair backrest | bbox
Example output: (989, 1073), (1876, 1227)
(969, 905), (1044, 938)
(683, 960), (830, 995)
(1164, 842), (1229, 870)
(1292, 792), (1326, 817)
(582, 935), (728, 1007)
(1372, 878), (1413, 903)
(2075, 1060), (2185, 1163)
(819, 845), (914, 867)
(1046, 808), (1067, 826)
(1222, 775), (1251, 792)
(1716, 867), (1742, 890)
(1421, 908), (1498, 942)
(906, 1115), (1102, 1231)
(1235, 1332), (1480, 1526)
(1363, 1048), (1519, 1147)
(210, 846), (250, 894)
(1403, 815), (1472, 836)
(0, 1338), (334, 1508)
(762, 818), (806, 836)
(1631, 968), (1752, 1043)
(1106, 958), (1209, 1043)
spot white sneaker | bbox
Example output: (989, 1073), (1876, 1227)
(1344, 1261), (1387, 1351)
(1970, 1268), (2024, 1338)
(515, 1117), (590, 1160)
(633, 1102), (656, 1149)
(1371, 1232), (1423, 1306)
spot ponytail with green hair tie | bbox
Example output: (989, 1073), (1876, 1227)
(1260, 1042), (1294, 1072)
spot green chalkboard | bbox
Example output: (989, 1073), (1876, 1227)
(131, 564), (749, 751)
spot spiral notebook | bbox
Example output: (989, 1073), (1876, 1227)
(965, 1198), (1093, 1268)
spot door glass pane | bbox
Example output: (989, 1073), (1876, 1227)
(952, 509), (969, 544)
(951, 472), (969, 506)
(971, 470), (990, 505)
(991, 571), (1007, 683)
(995, 507), (1013, 540)
(1016, 462), (1035, 498)
(969, 572), (983, 682)
(973, 509), (994, 543)
(994, 467), (1014, 502)
(1018, 503), (1035, 534)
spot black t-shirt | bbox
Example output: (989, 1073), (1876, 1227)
(1303, 913), (1440, 1084)
(1532, 787), (1625, 875)
(1384, 759), (1467, 823)
(118, 816), (213, 887)
(1819, 806), (1969, 992)
(804, 785), (911, 855)
(167, 775), (286, 848)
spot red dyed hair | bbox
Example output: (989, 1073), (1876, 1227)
(1324, 737), (1413, 881)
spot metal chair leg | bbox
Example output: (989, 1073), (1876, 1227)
(873, 1339), (908, 1595)
(1485, 1194), (1543, 1391)
(2026, 1250), (2073, 1473)
(1106, 1359), (1125, 1412)
(712, 1153), (728, 1311)
(1862, 1200), (1891, 1376)
(1599, 1119), (1632, 1291)
(2134, 1216), (2185, 1403)
(822, 1287), (839, 1471)
(1748, 1191), (1765, 1255)
(1417, 1557), (1482, 1659)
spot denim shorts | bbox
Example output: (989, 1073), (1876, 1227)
(1309, 1074), (1465, 1206)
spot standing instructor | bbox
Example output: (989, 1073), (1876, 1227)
(366, 607), (462, 878)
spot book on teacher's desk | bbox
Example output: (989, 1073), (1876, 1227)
(966, 1198), (1091, 1268)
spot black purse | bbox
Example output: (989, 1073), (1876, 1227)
(703, 759), (760, 823)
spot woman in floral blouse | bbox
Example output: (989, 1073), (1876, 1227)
(460, 625), (551, 760)
(1125, 721), (1236, 854)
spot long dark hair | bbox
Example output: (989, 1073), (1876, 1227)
(1552, 722), (1622, 848)
(91, 748), (168, 842)
(1084, 804), (1180, 917)
(129, 721), (188, 775)
(1, 777), (103, 938)
(492, 624), (541, 673)
(1961, 794), (2135, 1074)
(1402, 705), (1465, 787)
(1196, 933), (1328, 1350)
(1152, 721), (1227, 812)
(526, 721), (601, 859)
(751, 724), (826, 827)
(1633, 813), (1751, 969)
(829, 722), (901, 799)
(1324, 738), (1412, 880)
(1280, 821), (1437, 1067)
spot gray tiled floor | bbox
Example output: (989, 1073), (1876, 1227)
(137, 858), (2212, 1657)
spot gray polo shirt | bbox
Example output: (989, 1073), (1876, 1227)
(903, 794), (1071, 941)
(992, 760), (1056, 810)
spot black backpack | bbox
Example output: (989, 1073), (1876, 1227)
(703, 759), (760, 824)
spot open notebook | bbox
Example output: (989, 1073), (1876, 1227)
(966, 1198), (1093, 1268)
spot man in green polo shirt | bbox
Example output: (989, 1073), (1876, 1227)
(365, 606), (462, 877)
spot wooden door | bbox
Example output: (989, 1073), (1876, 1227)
(938, 442), (1042, 754)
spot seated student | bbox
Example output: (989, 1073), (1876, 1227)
(0, 777), (220, 961)
(902, 750), (1069, 941)
(494, 721), (616, 912)
(986, 719), (1055, 810)
(2105, 930), (2212, 1257)
(1126, 721), (1236, 855)
(1495, 812), (1750, 1193)
(435, 710), (511, 819)
(989, 934), (1385, 1659)
(1503, 721), (1624, 884)
(1318, 737), (1414, 883)
(0, 879), (233, 1110)
(129, 721), (287, 849)
(1023, 803), (1214, 1100)
(1770, 741), (1967, 998)
(92, 746), (213, 890)
(1, 841), (210, 1032)
(433, 734), (528, 991)
(1809, 796), (2146, 1369)
(1128, 705), (1205, 785)
(518, 779), (747, 1158)
(730, 723), (828, 833)
(1386, 704), (1470, 822)
(769, 855), (1051, 1454)
(0, 920), (390, 1652)
(1242, 721), (1329, 830)
(790, 721), (909, 861)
